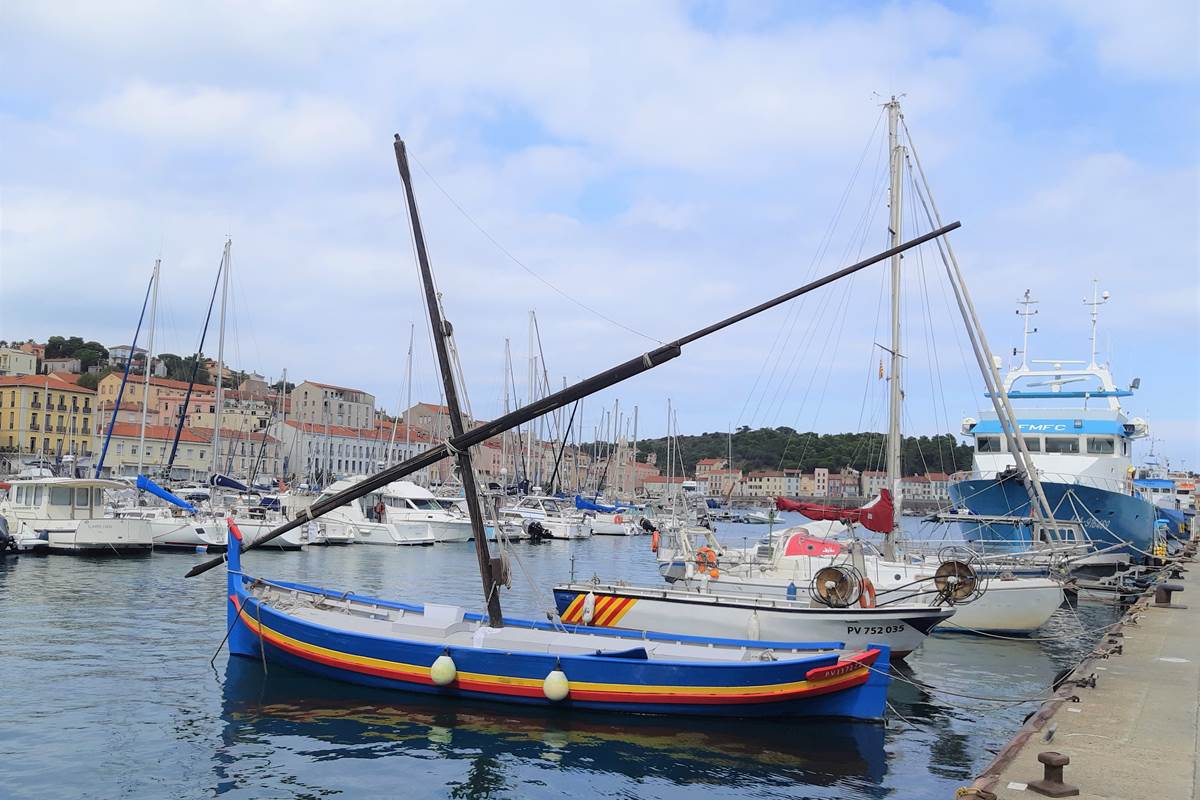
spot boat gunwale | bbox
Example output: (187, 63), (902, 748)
(237, 573), (859, 659)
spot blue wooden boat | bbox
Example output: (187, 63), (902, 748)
(224, 522), (891, 719)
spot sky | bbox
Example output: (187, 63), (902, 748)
(1, 1), (1197, 469)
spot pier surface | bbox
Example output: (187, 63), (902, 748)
(969, 571), (1200, 799)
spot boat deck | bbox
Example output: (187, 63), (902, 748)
(249, 583), (840, 664)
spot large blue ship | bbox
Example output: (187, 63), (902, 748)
(949, 286), (1164, 559)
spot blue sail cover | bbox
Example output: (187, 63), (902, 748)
(575, 495), (625, 514)
(209, 473), (249, 492)
(136, 475), (196, 513)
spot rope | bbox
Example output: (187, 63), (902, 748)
(872, 664), (1064, 707)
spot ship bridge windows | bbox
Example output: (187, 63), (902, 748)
(976, 436), (1002, 453)
(1022, 437), (1042, 452)
(1045, 437), (1081, 454)
(49, 487), (71, 506)
(1087, 436), (1116, 455)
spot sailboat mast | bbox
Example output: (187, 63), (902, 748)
(885, 96), (905, 558)
(1018, 289), (1038, 370)
(212, 239), (231, 475)
(393, 136), (503, 628)
(137, 258), (160, 476)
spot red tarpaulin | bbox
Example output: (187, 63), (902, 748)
(775, 489), (894, 533)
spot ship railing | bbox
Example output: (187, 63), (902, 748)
(964, 469), (1133, 495)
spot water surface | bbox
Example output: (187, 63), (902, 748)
(0, 515), (1119, 799)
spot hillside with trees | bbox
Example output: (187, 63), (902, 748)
(634, 427), (971, 477)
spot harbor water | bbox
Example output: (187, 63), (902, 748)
(0, 516), (1119, 799)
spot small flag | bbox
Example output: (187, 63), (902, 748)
(879, 359), (884, 379)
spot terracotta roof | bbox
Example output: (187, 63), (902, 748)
(0, 374), (95, 393)
(105, 422), (207, 443)
(696, 458), (724, 465)
(644, 475), (686, 483)
(284, 419), (431, 443)
(747, 470), (786, 478)
(190, 428), (279, 444)
(99, 374), (212, 393)
(47, 371), (81, 385)
(98, 400), (146, 412)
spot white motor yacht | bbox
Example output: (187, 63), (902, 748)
(311, 478), (433, 546)
(381, 481), (472, 543)
(500, 495), (591, 540)
(1, 477), (154, 554)
(116, 505), (227, 551)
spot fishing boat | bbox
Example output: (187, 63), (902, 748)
(223, 526), (892, 718)
(665, 523), (1064, 634)
(950, 286), (1161, 558)
(552, 581), (952, 658)
(0, 477), (154, 554)
(188, 136), (957, 721)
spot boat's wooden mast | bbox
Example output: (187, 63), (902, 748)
(393, 136), (504, 628)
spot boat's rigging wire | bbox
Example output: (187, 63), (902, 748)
(409, 154), (661, 345)
(754, 142), (891, 433)
(735, 108), (887, 430)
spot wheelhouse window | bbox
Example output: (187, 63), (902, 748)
(976, 436), (1002, 453)
(93, 489), (104, 507)
(1045, 437), (1080, 454)
(14, 486), (25, 505)
(1087, 437), (1116, 455)
(74, 488), (89, 508)
(50, 487), (72, 506)
(1022, 437), (1042, 452)
(32, 486), (43, 506)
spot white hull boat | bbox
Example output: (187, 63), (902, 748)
(554, 582), (953, 658)
(2, 478), (154, 554)
(501, 496), (592, 540)
(667, 526), (1065, 634)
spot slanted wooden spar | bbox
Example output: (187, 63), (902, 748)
(393, 135), (503, 627)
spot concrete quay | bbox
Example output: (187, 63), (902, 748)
(962, 546), (1200, 799)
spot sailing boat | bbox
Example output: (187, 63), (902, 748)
(188, 136), (969, 719)
(666, 98), (1065, 634)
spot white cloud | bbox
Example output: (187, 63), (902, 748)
(78, 82), (372, 165)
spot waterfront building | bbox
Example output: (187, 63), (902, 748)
(695, 457), (727, 477)
(0, 374), (96, 458)
(290, 380), (376, 429)
(0, 347), (37, 377)
(278, 419), (430, 486)
(860, 470), (888, 498)
(705, 468), (744, 497)
(96, 422), (211, 479)
(744, 470), (787, 497)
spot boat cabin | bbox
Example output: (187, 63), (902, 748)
(4, 478), (122, 522)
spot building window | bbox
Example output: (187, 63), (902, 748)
(976, 436), (1002, 453)
(1045, 437), (1080, 454)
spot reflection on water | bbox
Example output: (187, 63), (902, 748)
(219, 658), (886, 798)
(0, 512), (1121, 799)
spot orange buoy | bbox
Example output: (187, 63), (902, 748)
(858, 577), (877, 608)
(651, 530), (660, 553)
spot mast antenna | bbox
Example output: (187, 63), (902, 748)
(1015, 289), (1038, 369)
(1084, 279), (1110, 368)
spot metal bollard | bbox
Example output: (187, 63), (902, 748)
(1027, 751), (1079, 797)
(1153, 582), (1187, 608)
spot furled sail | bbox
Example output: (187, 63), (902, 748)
(776, 489), (894, 533)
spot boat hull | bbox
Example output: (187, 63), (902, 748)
(149, 517), (227, 550)
(552, 585), (951, 658)
(15, 518), (154, 554)
(950, 478), (1157, 556)
(223, 546), (890, 719)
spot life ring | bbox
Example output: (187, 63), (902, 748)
(695, 546), (718, 569)
(651, 530), (660, 553)
(613, 514), (623, 524)
(859, 577), (877, 608)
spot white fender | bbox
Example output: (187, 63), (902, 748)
(543, 668), (570, 701)
(747, 609), (761, 641)
(430, 654), (457, 686)
(582, 591), (596, 625)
